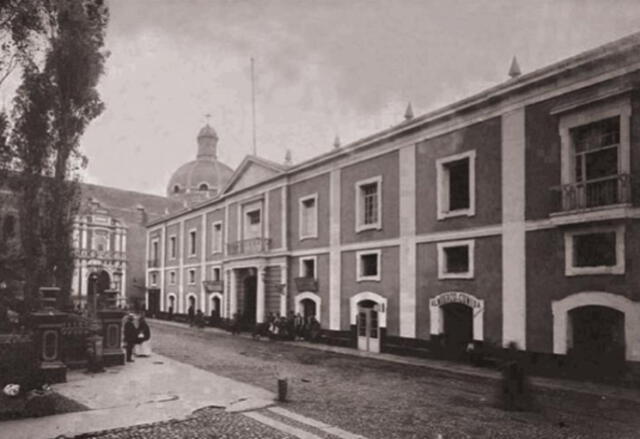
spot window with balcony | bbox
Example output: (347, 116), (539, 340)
(169, 235), (177, 259)
(212, 222), (222, 253)
(189, 230), (197, 256)
(557, 98), (631, 213)
(299, 194), (318, 239)
(357, 250), (381, 281)
(437, 240), (474, 279)
(565, 226), (624, 276)
(436, 151), (476, 220)
(245, 209), (261, 238)
(356, 177), (382, 232)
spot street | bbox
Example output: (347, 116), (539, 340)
(142, 321), (640, 439)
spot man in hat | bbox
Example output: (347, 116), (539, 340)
(123, 314), (138, 362)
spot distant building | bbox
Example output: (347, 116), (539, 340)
(146, 32), (640, 367)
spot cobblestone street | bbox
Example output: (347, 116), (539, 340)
(139, 321), (640, 439)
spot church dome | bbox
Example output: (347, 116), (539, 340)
(166, 123), (234, 200)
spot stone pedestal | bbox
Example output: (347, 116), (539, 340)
(29, 287), (68, 384)
(98, 289), (125, 366)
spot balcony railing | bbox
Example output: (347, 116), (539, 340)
(294, 277), (318, 292)
(203, 280), (224, 293)
(147, 259), (160, 268)
(227, 237), (271, 256)
(553, 174), (631, 213)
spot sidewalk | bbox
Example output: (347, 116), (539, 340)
(151, 318), (640, 403)
(1, 353), (275, 439)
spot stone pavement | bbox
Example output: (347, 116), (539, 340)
(1, 353), (275, 439)
(151, 319), (640, 404)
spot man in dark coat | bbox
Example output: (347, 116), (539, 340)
(123, 315), (138, 362)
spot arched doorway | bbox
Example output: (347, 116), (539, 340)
(211, 295), (221, 319)
(301, 299), (316, 319)
(295, 292), (321, 321)
(442, 303), (473, 358)
(569, 306), (625, 376)
(357, 300), (380, 353)
(168, 295), (176, 314)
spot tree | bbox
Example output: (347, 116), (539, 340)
(0, 0), (109, 309)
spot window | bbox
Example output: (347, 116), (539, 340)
(565, 225), (624, 275)
(169, 271), (176, 285)
(357, 250), (381, 281)
(299, 194), (318, 239)
(199, 183), (209, 191)
(212, 267), (221, 281)
(188, 269), (196, 284)
(189, 229), (197, 256)
(212, 222), (222, 253)
(436, 150), (476, 219)
(169, 236), (177, 259)
(173, 185), (181, 194)
(356, 176), (382, 232)
(150, 273), (157, 286)
(300, 256), (316, 278)
(150, 239), (159, 261)
(94, 230), (110, 252)
(243, 204), (262, 240)
(437, 240), (474, 279)
(247, 210), (260, 224)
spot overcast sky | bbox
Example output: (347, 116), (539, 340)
(76, 0), (640, 195)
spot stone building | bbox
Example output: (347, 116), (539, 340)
(147, 32), (640, 368)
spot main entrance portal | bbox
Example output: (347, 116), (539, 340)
(243, 274), (257, 325)
(442, 303), (473, 358)
(357, 300), (380, 353)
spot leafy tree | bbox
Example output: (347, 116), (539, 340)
(0, 0), (109, 309)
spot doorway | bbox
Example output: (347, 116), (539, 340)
(442, 303), (473, 358)
(243, 275), (257, 324)
(147, 289), (160, 317)
(357, 300), (380, 353)
(211, 296), (221, 319)
(301, 298), (316, 319)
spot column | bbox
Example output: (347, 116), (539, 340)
(71, 264), (79, 299)
(501, 108), (527, 349)
(256, 266), (265, 323)
(178, 220), (184, 313)
(200, 214), (207, 312)
(329, 168), (342, 330)
(229, 269), (237, 316)
(79, 260), (87, 297)
(281, 186), (287, 250)
(279, 264), (287, 317)
(160, 225), (166, 311)
(399, 144), (417, 338)
(81, 222), (88, 249)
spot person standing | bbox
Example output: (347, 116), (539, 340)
(188, 304), (195, 326)
(136, 316), (152, 357)
(123, 315), (138, 362)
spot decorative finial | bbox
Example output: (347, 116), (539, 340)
(404, 102), (414, 120)
(333, 135), (341, 149)
(508, 56), (521, 78)
(284, 149), (292, 166)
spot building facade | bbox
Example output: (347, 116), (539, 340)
(146, 32), (640, 365)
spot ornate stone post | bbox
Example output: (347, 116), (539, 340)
(98, 289), (126, 366)
(29, 287), (68, 383)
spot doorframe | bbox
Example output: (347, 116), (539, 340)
(209, 292), (223, 316)
(552, 291), (640, 361)
(429, 291), (484, 341)
(350, 292), (387, 328)
(295, 292), (321, 320)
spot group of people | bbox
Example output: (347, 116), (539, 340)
(250, 311), (321, 342)
(123, 314), (151, 362)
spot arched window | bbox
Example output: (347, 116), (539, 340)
(199, 183), (209, 191)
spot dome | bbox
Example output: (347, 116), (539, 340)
(167, 159), (233, 196)
(166, 123), (234, 200)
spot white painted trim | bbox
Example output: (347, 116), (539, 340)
(355, 175), (383, 233)
(436, 150), (476, 220)
(329, 169), (342, 330)
(264, 190), (270, 242)
(436, 240), (474, 280)
(564, 224), (625, 276)
(298, 193), (319, 240)
(356, 249), (381, 282)
(211, 221), (223, 254)
(299, 255), (317, 278)
(150, 238), (159, 261)
(256, 265), (265, 323)
(429, 291), (484, 341)
(350, 292), (387, 328)
(187, 268), (196, 285)
(552, 291), (640, 361)
(242, 200), (263, 241)
(295, 292), (321, 321)
(549, 204), (636, 226)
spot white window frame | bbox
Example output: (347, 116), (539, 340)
(188, 268), (196, 285)
(212, 221), (223, 254)
(211, 266), (221, 281)
(436, 150), (476, 220)
(188, 228), (197, 256)
(299, 193), (319, 240)
(356, 249), (381, 282)
(355, 176), (383, 232)
(564, 225), (625, 276)
(558, 97), (631, 187)
(437, 239), (475, 279)
(242, 200), (263, 240)
(150, 238), (159, 260)
(150, 272), (157, 286)
(169, 270), (177, 285)
(299, 255), (317, 279)
(169, 235), (177, 260)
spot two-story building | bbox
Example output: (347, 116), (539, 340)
(147, 32), (640, 369)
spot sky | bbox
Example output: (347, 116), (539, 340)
(70, 0), (640, 195)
